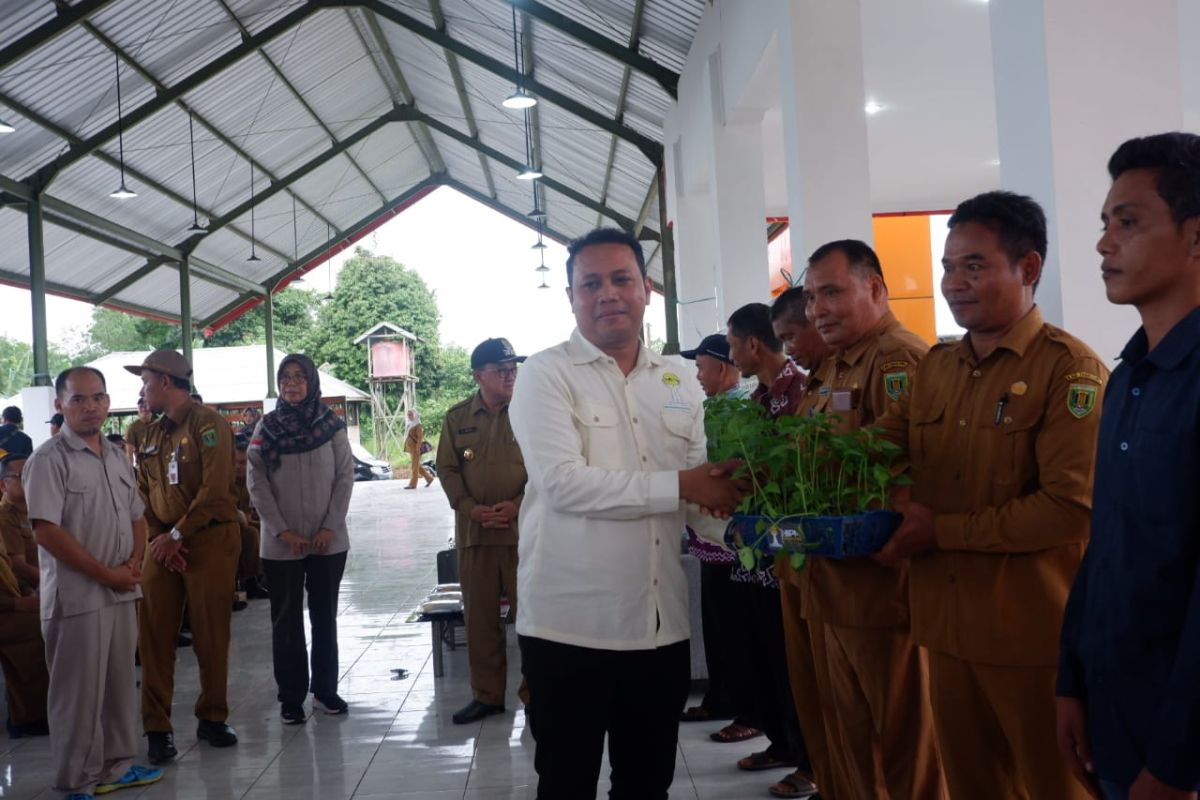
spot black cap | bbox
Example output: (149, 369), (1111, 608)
(471, 338), (526, 370)
(0, 429), (33, 463)
(48, 413), (64, 427)
(679, 333), (734, 364)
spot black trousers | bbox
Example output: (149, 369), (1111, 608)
(741, 580), (810, 770)
(519, 635), (690, 800)
(699, 561), (738, 716)
(262, 552), (347, 706)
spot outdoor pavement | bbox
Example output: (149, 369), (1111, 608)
(0, 479), (793, 799)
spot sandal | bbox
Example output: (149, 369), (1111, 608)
(769, 769), (818, 798)
(737, 750), (793, 772)
(710, 723), (762, 743)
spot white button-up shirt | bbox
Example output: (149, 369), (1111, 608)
(510, 329), (707, 651)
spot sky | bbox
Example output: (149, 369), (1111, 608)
(0, 186), (665, 359)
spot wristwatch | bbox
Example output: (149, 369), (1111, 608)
(169, 528), (183, 543)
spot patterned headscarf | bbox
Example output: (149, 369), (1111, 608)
(255, 354), (345, 471)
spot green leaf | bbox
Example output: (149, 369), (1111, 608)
(738, 546), (756, 570)
(790, 552), (807, 570)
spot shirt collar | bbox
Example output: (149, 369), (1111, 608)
(1121, 305), (1200, 370)
(566, 327), (663, 370)
(955, 305), (1044, 363)
(838, 311), (899, 367)
(59, 422), (97, 453)
(753, 358), (802, 403)
(163, 401), (195, 430)
(469, 391), (508, 417)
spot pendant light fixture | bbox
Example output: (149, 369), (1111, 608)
(323, 222), (334, 300)
(108, 51), (137, 199)
(0, 119), (14, 135)
(246, 161), (261, 262)
(527, 182), (545, 219)
(187, 111), (205, 232)
(502, 5), (537, 110)
(536, 239), (550, 288)
(516, 108), (542, 180)
(531, 218), (547, 250)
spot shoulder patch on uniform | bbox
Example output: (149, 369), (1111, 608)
(879, 360), (910, 373)
(1067, 383), (1098, 419)
(884, 371), (909, 401)
(200, 427), (218, 448)
(1065, 371), (1103, 385)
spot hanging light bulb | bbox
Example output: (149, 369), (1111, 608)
(537, 275), (549, 289)
(517, 166), (542, 180)
(108, 51), (136, 199)
(531, 238), (547, 251)
(187, 110), (205, 232)
(247, 161), (262, 262)
(502, 6), (538, 110)
(0, 119), (14, 135)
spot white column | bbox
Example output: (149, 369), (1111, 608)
(990, 0), (1182, 361)
(709, 116), (771, 322)
(777, 0), (874, 265)
(673, 190), (720, 345)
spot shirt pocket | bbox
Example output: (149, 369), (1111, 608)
(911, 397), (947, 470)
(986, 401), (1041, 501)
(661, 409), (694, 466)
(574, 402), (621, 467)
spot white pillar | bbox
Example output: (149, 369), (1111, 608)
(990, 0), (1182, 361)
(673, 189), (720, 345)
(777, 0), (874, 265)
(20, 386), (56, 449)
(709, 117), (771, 322)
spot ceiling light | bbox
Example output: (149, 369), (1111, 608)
(187, 110), (204, 233)
(109, 51), (136, 200)
(517, 166), (542, 180)
(527, 206), (546, 219)
(532, 239), (547, 250)
(537, 276), (549, 289)
(864, 100), (885, 115)
(0, 119), (14, 135)
(109, 184), (137, 200)
(502, 90), (537, 110)
(536, 264), (550, 273)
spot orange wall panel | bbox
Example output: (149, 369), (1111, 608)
(873, 215), (934, 300)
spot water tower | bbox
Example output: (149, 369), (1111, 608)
(354, 322), (418, 456)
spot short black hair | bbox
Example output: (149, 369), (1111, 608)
(727, 303), (782, 352)
(55, 366), (107, 397)
(565, 228), (646, 286)
(770, 287), (811, 326)
(948, 191), (1048, 271)
(1108, 132), (1200, 226)
(1, 406), (20, 425)
(808, 239), (886, 287)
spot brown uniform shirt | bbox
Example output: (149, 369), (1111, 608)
(137, 402), (239, 539)
(0, 496), (37, 592)
(436, 393), (527, 549)
(788, 311), (929, 628)
(874, 307), (1107, 666)
(126, 418), (149, 449)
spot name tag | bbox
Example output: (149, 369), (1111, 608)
(168, 456), (179, 486)
(457, 426), (478, 435)
(832, 390), (856, 412)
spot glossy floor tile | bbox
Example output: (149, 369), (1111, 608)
(0, 480), (785, 799)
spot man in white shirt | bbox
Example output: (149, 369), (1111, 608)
(510, 228), (745, 799)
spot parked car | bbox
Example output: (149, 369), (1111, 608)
(350, 441), (393, 482)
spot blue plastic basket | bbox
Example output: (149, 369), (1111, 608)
(726, 510), (901, 559)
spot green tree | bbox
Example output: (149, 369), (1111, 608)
(203, 288), (320, 354)
(420, 344), (476, 442)
(0, 336), (72, 398)
(307, 248), (441, 389)
(75, 307), (180, 361)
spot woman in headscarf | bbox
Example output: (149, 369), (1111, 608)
(247, 354), (355, 725)
(403, 409), (434, 489)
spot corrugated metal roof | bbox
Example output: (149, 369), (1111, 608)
(0, 0), (699, 328)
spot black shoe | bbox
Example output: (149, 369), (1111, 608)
(176, 633), (192, 648)
(280, 704), (307, 725)
(146, 731), (177, 764)
(6, 718), (48, 739)
(312, 694), (348, 715)
(452, 699), (504, 725)
(232, 598), (248, 612)
(196, 720), (238, 747)
(245, 578), (270, 600)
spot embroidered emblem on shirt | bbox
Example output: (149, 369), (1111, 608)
(880, 360), (910, 372)
(200, 428), (218, 448)
(1067, 383), (1098, 419)
(662, 373), (680, 387)
(1011, 381), (1028, 396)
(1065, 371), (1103, 385)
(884, 371), (909, 401)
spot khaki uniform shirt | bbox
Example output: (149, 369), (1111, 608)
(405, 423), (425, 457)
(436, 393), (527, 549)
(0, 496), (36, 592)
(0, 535), (21, 601)
(137, 402), (238, 539)
(788, 311), (929, 628)
(126, 418), (149, 450)
(23, 424), (145, 618)
(874, 307), (1107, 666)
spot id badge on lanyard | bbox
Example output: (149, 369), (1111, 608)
(168, 450), (180, 486)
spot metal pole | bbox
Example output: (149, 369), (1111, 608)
(27, 191), (51, 386)
(264, 290), (277, 399)
(656, 165), (680, 355)
(179, 253), (193, 364)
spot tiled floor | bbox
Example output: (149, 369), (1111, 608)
(0, 480), (795, 799)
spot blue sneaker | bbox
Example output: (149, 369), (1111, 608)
(95, 764), (164, 794)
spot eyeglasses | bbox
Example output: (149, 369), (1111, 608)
(483, 366), (519, 379)
(279, 373), (307, 385)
